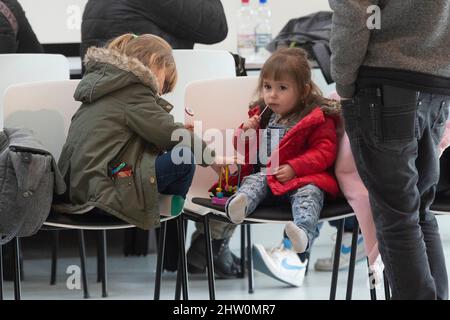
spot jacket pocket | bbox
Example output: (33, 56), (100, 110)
(431, 100), (450, 145)
(113, 176), (138, 210)
(378, 85), (418, 143)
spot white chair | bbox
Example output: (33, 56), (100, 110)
(163, 50), (236, 123)
(3, 80), (80, 161)
(181, 77), (356, 300)
(0, 54), (70, 128)
(1, 80), (186, 300)
(184, 77), (259, 212)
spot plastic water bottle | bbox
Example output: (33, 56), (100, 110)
(255, 0), (272, 58)
(237, 0), (255, 59)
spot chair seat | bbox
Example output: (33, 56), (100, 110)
(44, 209), (135, 230)
(191, 197), (354, 223)
(431, 194), (450, 213)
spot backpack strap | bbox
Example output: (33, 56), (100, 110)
(0, 0), (18, 36)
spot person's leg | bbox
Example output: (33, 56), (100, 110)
(188, 221), (241, 278)
(155, 146), (195, 198)
(415, 94), (449, 299)
(343, 86), (448, 299)
(335, 132), (378, 265)
(225, 172), (269, 223)
(285, 184), (324, 253)
(155, 147), (195, 271)
(328, 217), (356, 233)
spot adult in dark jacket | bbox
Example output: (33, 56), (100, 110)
(0, 0), (42, 53)
(81, 0), (228, 59)
(80, 0), (240, 278)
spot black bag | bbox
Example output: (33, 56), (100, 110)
(267, 11), (333, 84)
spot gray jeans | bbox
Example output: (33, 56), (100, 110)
(343, 85), (449, 299)
(227, 172), (324, 251)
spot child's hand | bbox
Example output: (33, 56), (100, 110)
(210, 163), (224, 176)
(184, 123), (194, 132)
(242, 115), (260, 131)
(274, 164), (296, 183)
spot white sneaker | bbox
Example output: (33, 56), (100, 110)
(314, 232), (366, 271)
(226, 194), (248, 224)
(252, 239), (307, 287)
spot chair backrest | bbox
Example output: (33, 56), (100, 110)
(0, 54), (70, 128)
(2, 80), (81, 161)
(162, 50), (236, 123)
(183, 77), (259, 213)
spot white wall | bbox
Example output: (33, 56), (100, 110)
(20, 0), (87, 44)
(20, 0), (331, 51)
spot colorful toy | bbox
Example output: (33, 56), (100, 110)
(211, 165), (239, 205)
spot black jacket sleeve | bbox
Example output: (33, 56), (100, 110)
(140, 0), (228, 44)
(14, 2), (43, 53)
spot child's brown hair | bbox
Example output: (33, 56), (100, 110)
(255, 47), (339, 128)
(107, 33), (177, 94)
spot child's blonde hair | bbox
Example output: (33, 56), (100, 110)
(255, 47), (339, 127)
(107, 33), (177, 94)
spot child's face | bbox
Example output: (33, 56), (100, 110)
(262, 78), (298, 117)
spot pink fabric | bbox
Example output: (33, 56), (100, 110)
(439, 121), (450, 157)
(335, 132), (379, 264)
(332, 89), (450, 265)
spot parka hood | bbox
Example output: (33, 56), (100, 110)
(74, 47), (161, 103)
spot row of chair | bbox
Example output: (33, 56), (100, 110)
(0, 52), (367, 300)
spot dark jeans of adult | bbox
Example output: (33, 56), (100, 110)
(342, 85), (449, 300)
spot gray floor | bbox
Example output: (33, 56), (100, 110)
(2, 216), (450, 300)
(2, 236), (450, 300)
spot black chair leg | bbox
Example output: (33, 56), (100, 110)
(175, 258), (182, 300)
(77, 230), (90, 299)
(345, 220), (360, 300)
(203, 214), (215, 300)
(367, 258), (377, 300)
(383, 270), (390, 300)
(154, 221), (167, 300)
(13, 238), (21, 300)
(99, 230), (108, 298)
(305, 252), (311, 277)
(177, 216), (189, 300)
(0, 243), (3, 300)
(97, 231), (103, 283)
(246, 224), (254, 294)
(329, 219), (344, 300)
(50, 230), (59, 285)
(239, 225), (246, 278)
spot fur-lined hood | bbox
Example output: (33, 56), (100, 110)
(74, 47), (162, 104)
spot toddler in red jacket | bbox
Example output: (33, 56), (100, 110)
(226, 48), (340, 254)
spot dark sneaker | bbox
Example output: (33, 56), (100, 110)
(187, 234), (241, 279)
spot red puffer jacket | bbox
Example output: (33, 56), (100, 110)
(211, 105), (340, 198)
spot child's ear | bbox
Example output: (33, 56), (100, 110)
(304, 83), (312, 98)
